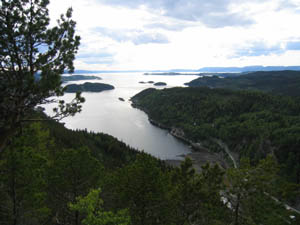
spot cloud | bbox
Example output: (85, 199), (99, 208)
(97, 0), (255, 28)
(276, 0), (300, 11)
(232, 41), (284, 57)
(49, 0), (300, 70)
(234, 40), (300, 58)
(144, 22), (189, 31)
(76, 50), (116, 65)
(76, 52), (115, 59)
(81, 58), (115, 65)
(286, 41), (300, 50)
(93, 27), (169, 45)
(132, 33), (169, 45)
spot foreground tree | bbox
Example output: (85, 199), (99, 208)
(226, 155), (299, 225)
(113, 154), (173, 225)
(69, 188), (131, 225)
(0, 123), (52, 225)
(171, 159), (230, 225)
(47, 147), (103, 225)
(0, 0), (83, 153)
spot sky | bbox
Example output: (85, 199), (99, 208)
(49, 0), (300, 71)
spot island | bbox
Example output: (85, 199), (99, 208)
(61, 75), (101, 82)
(153, 82), (167, 86)
(118, 97), (125, 101)
(65, 82), (114, 93)
(139, 81), (146, 84)
(148, 81), (154, 83)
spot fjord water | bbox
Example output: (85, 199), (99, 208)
(46, 73), (199, 159)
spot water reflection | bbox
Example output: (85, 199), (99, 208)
(46, 73), (199, 159)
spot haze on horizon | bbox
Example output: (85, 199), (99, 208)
(49, 0), (300, 71)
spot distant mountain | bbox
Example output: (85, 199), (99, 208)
(72, 69), (199, 74)
(197, 66), (300, 73)
(72, 70), (144, 74)
(71, 66), (300, 74)
(61, 75), (101, 82)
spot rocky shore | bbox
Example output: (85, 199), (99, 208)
(148, 119), (229, 172)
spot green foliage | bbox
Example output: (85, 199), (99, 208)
(132, 87), (300, 184)
(0, 117), (140, 225)
(226, 155), (297, 225)
(108, 155), (232, 225)
(47, 147), (103, 224)
(42, 116), (139, 169)
(1, 118), (298, 225)
(69, 188), (131, 225)
(0, 0), (83, 153)
(170, 158), (230, 225)
(111, 154), (173, 225)
(0, 123), (52, 224)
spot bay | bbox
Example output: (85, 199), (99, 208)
(45, 72), (199, 160)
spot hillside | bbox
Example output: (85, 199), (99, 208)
(186, 70), (300, 96)
(1, 111), (299, 224)
(132, 87), (300, 184)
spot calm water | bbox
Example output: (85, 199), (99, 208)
(45, 73), (199, 159)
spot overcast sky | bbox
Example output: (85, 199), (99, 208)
(49, 0), (300, 70)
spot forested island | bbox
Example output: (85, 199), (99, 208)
(139, 81), (155, 84)
(61, 75), (101, 82)
(153, 82), (167, 86)
(65, 82), (115, 93)
(186, 70), (300, 96)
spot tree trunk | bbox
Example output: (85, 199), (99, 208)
(11, 164), (17, 225)
(75, 210), (79, 225)
(234, 193), (241, 225)
(0, 128), (16, 155)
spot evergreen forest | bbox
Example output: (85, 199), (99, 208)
(1, 0), (300, 224)
(1, 115), (299, 224)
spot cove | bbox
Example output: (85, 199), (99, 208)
(45, 73), (199, 160)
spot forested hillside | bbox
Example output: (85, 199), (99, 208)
(1, 114), (299, 225)
(186, 70), (300, 96)
(132, 87), (300, 184)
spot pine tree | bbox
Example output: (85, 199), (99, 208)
(0, 0), (83, 153)
(0, 123), (52, 225)
(69, 188), (131, 225)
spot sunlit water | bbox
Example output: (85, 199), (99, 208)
(45, 73), (199, 159)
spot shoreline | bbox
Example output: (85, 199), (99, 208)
(148, 117), (229, 172)
(131, 100), (232, 172)
(165, 149), (227, 173)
